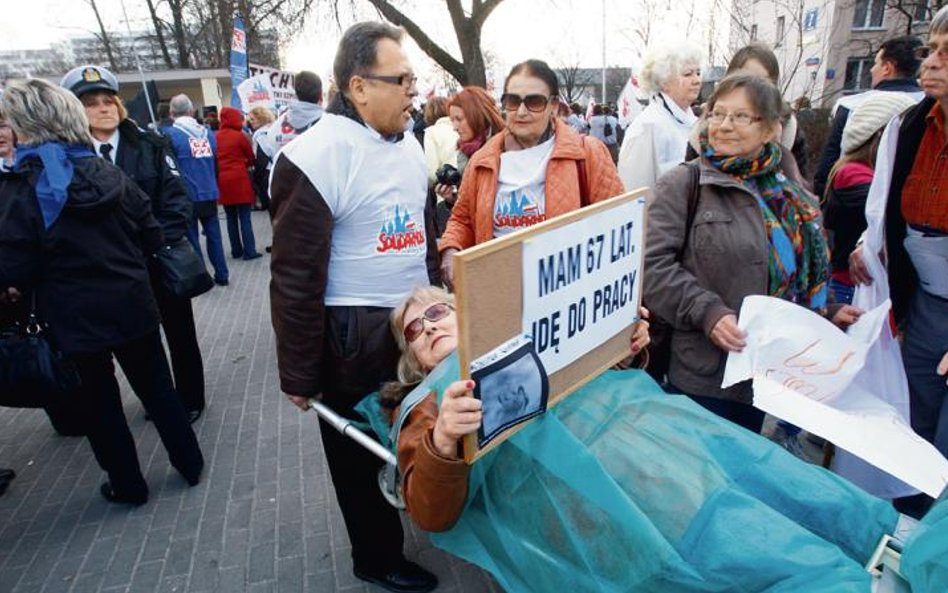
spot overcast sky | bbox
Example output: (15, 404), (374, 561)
(1, 0), (729, 88)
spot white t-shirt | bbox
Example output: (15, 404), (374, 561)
(493, 137), (554, 238)
(277, 113), (430, 307)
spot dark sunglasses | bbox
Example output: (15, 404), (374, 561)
(404, 302), (454, 343)
(361, 72), (418, 89)
(500, 93), (552, 113)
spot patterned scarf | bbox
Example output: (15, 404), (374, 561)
(700, 133), (830, 311)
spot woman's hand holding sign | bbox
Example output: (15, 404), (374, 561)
(433, 380), (482, 459)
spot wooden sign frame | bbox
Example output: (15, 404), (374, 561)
(454, 190), (648, 462)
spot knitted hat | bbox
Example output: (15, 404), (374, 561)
(841, 92), (917, 153)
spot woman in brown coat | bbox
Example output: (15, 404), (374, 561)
(644, 74), (860, 433)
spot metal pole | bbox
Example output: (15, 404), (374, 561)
(118, 0), (157, 128)
(602, 0), (607, 104)
(309, 401), (398, 467)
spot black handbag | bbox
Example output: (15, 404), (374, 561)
(155, 237), (214, 299)
(0, 298), (81, 408)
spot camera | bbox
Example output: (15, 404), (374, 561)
(435, 163), (462, 187)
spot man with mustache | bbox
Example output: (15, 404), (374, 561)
(268, 21), (438, 593)
(850, 4), (948, 519)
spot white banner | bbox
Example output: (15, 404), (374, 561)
(722, 295), (948, 498)
(248, 63), (297, 111)
(237, 74), (276, 113)
(521, 198), (645, 374)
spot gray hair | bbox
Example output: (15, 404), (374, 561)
(169, 93), (194, 117)
(640, 42), (703, 95)
(333, 21), (404, 95)
(0, 78), (92, 146)
(932, 4), (948, 36)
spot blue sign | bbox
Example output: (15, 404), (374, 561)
(826, 69), (836, 80)
(805, 57), (821, 67)
(229, 15), (249, 108)
(804, 8), (819, 31)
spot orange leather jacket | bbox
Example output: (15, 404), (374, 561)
(396, 393), (469, 532)
(439, 118), (626, 252)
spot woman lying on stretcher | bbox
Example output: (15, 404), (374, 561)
(373, 286), (934, 593)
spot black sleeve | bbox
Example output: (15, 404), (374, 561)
(0, 179), (43, 304)
(253, 145), (271, 205)
(269, 154), (333, 397)
(120, 176), (164, 257)
(813, 107), (849, 197)
(424, 186), (442, 285)
(149, 135), (192, 244)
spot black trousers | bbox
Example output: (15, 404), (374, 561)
(319, 306), (405, 571)
(150, 266), (206, 412)
(73, 329), (204, 500)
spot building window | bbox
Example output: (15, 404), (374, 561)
(776, 16), (786, 46)
(844, 57), (873, 91)
(913, 0), (931, 22)
(852, 0), (885, 28)
(750, 24), (758, 40)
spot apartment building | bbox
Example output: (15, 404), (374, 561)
(732, 0), (938, 107)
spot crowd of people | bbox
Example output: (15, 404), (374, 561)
(1, 8), (947, 592)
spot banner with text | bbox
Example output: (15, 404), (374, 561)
(521, 197), (645, 374)
(248, 64), (297, 111)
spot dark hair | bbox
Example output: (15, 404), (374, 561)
(504, 59), (559, 97)
(333, 21), (404, 96)
(592, 104), (603, 116)
(878, 36), (923, 79)
(707, 73), (784, 127)
(570, 102), (583, 115)
(294, 71), (323, 103)
(447, 86), (505, 139)
(727, 44), (780, 84)
(423, 96), (449, 126)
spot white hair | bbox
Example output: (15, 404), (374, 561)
(932, 4), (948, 36)
(0, 78), (93, 146)
(169, 94), (194, 117)
(640, 42), (704, 95)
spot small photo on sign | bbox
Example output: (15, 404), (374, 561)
(472, 340), (549, 448)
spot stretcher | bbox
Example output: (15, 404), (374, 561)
(309, 361), (948, 593)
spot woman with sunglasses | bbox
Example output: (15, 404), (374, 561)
(365, 285), (912, 592)
(645, 74), (862, 435)
(439, 60), (624, 289)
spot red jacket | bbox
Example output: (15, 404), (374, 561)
(216, 107), (256, 206)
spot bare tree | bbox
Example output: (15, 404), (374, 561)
(886, 0), (946, 33)
(85, 0), (118, 71)
(557, 61), (596, 104)
(144, 0), (175, 69)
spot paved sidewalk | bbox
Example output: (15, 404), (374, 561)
(0, 212), (500, 593)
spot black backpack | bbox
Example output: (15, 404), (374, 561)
(604, 120), (613, 137)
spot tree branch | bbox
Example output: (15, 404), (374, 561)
(363, 0), (466, 80)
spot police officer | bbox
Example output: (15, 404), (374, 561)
(62, 65), (206, 422)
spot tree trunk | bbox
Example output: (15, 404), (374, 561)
(144, 0), (175, 69)
(87, 0), (118, 71)
(168, 0), (191, 68)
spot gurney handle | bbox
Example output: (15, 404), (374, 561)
(309, 401), (398, 467)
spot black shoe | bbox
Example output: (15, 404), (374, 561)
(0, 468), (15, 497)
(265, 245), (272, 253)
(243, 253), (263, 260)
(354, 561), (437, 593)
(214, 277), (229, 286)
(232, 251), (243, 259)
(99, 482), (147, 506)
(187, 409), (203, 424)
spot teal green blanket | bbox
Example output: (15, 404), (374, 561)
(359, 363), (946, 592)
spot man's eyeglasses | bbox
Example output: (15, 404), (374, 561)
(361, 73), (418, 90)
(500, 93), (552, 113)
(403, 302), (454, 343)
(707, 110), (763, 127)
(915, 44), (948, 61)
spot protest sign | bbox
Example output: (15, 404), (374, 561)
(722, 295), (948, 498)
(453, 191), (646, 462)
(237, 75), (276, 112)
(248, 64), (297, 111)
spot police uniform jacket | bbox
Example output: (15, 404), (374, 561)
(115, 118), (192, 244)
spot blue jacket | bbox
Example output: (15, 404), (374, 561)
(162, 117), (219, 202)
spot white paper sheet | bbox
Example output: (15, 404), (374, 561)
(722, 295), (948, 498)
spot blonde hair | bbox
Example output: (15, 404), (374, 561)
(380, 286), (456, 409)
(249, 106), (275, 127)
(1, 79), (93, 146)
(79, 90), (128, 122)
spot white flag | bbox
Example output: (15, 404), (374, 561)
(617, 75), (644, 128)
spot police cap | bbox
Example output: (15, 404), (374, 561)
(60, 65), (119, 98)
